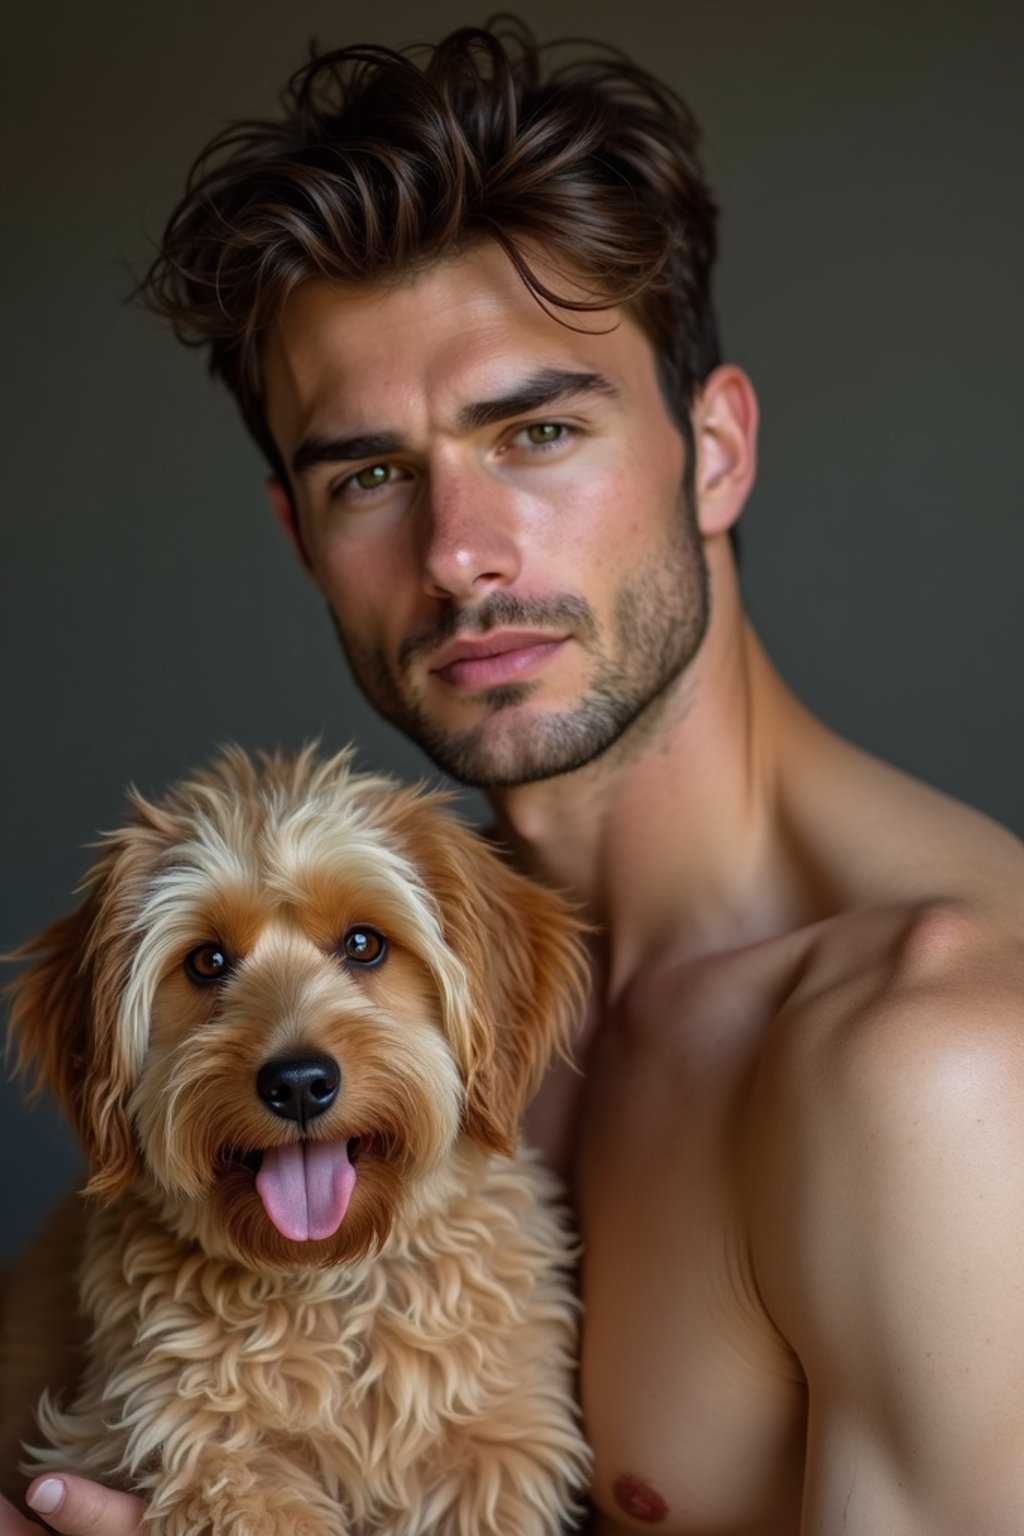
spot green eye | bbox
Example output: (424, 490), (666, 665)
(340, 926), (387, 967)
(525, 422), (563, 445)
(185, 942), (232, 986)
(353, 464), (390, 490)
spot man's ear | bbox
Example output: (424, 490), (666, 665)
(693, 365), (759, 538)
(266, 476), (312, 571)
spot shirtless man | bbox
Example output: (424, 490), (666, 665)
(3, 22), (1024, 1536)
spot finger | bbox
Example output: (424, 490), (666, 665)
(24, 1478), (143, 1536)
(0, 1490), (46, 1536)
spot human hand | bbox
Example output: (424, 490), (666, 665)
(0, 1478), (143, 1535)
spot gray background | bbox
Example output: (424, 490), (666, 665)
(2, 0), (1021, 1261)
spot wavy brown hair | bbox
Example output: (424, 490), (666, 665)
(140, 16), (721, 493)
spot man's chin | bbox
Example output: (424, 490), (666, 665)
(410, 699), (639, 790)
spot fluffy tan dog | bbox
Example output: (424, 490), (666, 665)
(5, 747), (590, 1535)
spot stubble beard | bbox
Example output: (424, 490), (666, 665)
(331, 492), (710, 789)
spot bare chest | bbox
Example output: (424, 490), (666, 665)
(535, 966), (809, 1534)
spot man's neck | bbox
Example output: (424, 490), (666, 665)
(487, 563), (829, 1000)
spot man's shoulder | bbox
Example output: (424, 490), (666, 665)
(748, 900), (1024, 1303)
(774, 732), (1024, 1120)
(771, 898), (1024, 1096)
(747, 901), (1024, 1455)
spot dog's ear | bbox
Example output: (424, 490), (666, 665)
(6, 812), (167, 1201)
(387, 798), (589, 1156)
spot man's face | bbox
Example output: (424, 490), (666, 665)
(262, 242), (709, 788)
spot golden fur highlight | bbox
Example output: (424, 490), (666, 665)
(5, 747), (591, 1532)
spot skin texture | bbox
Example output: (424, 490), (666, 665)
(263, 247), (711, 790)
(5, 241), (1024, 1534)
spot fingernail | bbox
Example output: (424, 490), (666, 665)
(27, 1479), (66, 1515)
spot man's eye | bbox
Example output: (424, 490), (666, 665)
(510, 421), (576, 453)
(522, 422), (567, 446)
(333, 463), (401, 499)
(354, 463), (390, 489)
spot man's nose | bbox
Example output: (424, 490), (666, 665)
(419, 465), (522, 602)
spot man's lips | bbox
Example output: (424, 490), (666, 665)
(428, 631), (568, 690)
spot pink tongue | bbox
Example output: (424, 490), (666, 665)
(255, 1139), (357, 1241)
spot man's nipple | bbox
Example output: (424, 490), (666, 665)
(613, 1474), (669, 1523)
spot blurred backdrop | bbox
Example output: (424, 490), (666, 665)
(2, 0), (1022, 1259)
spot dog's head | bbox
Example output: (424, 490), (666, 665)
(6, 747), (587, 1268)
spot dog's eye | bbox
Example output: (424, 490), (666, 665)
(185, 943), (233, 985)
(340, 926), (387, 967)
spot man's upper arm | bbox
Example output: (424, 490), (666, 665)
(750, 947), (1024, 1535)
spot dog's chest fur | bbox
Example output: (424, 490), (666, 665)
(30, 1146), (581, 1531)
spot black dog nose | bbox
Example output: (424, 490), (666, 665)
(256, 1054), (341, 1127)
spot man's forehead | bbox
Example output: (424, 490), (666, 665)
(271, 238), (617, 344)
(261, 247), (646, 445)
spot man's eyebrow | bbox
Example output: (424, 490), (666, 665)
(290, 369), (618, 478)
(292, 431), (406, 478)
(455, 368), (619, 433)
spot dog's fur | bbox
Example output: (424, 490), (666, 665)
(4, 748), (590, 1535)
